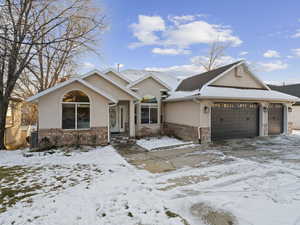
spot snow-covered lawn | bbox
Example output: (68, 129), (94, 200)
(137, 136), (191, 150)
(1, 133), (300, 225)
(0, 147), (185, 225)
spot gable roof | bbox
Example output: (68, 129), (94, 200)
(102, 68), (131, 84)
(175, 60), (270, 92)
(121, 69), (180, 90)
(268, 83), (300, 104)
(127, 73), (172, 90)
(81, 69), (141, 100)
(27, 78), (118, 103)
(176, 61), (243, 91)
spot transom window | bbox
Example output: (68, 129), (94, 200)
(141, 95), (158, 124)
(62, 90), (90, 129)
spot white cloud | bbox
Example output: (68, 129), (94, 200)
(164, 21), (242, 48)
(145, 55), (239, 78)
(152, 48), (191, 55)
(239, 51), (248, 56)
(292, 48), (300, 57)
(129, 15), (242, 50)
(191, 55), (237, 67)
(292, 29), (300, 38)
(257, 61), (288, 72)
(129, 15), (165, 48)
(263, 50), (280, 58)
(82, 62), (95, 69)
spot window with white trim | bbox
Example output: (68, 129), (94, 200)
(141, 95), (158, 124)
(62, 90), (90, 129)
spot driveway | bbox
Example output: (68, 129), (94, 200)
(116, 134), (300, 225)
(116, 134), (300, 173)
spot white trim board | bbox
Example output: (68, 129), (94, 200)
(203, 61), (271, 91)
(27, 78), (118, 103)
(102, 68), (132, 84)
(127, 74), (172, 90)
(81, 69), (141, 100)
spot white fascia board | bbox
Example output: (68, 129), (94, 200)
(102, 68), (131, 84)
(81, 69), (141, 100)
(127, 74), (172, 90)
(27, 78), (118, 103)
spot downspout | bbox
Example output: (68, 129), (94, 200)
(192, 97), (202, 143)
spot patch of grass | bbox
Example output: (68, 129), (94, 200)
(165, 209), (190, 225)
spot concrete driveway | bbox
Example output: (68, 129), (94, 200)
(116, 134), (300, 173)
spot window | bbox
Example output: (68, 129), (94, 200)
(62, 91), (90, 129)
(141, 105), (158, 124)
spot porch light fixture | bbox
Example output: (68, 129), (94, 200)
(288, 107), (293, 112)
(204, 106), (210, 114)
(263, 106), (268, 113)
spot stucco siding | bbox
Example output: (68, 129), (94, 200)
(84, 74), (134, 100)
(164, 100), (200, 127)
(132, 77), (167, 98)
(292, 106), (300, 129)
(211, 65), (265, 89)
(38, 81), (110, 129)
(105, 71), (129, 87)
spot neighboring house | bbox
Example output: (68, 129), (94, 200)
(268, 84), (300, 129)
(5, 98), (28, 149)
(27, 61), (299, 147)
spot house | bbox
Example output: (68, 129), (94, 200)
(5, 98), (29, 149)
(268, 83), (300, 130)
(27, 61), (299, 147)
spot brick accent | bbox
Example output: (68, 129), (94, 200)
(38, 127), (108, 147)
(288, 122), (293, 134)
(163, 122), (199, 142)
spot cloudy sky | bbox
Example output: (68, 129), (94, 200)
(79, 0), (300, 84)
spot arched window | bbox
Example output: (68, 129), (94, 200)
(141, 95), (158, 124)
(62, 90), (90, 129)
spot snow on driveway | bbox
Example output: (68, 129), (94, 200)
(137, 136), (191, 150)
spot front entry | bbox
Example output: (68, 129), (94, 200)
(268, 103), (283, 135)
(109, 105), (126, 133)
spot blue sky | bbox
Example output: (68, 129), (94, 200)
(79, 0), (300, 84)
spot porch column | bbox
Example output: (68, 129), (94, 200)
(259, 103), (268, 136)
(129, 100), (135, 137)
(283, 103), (293, 134)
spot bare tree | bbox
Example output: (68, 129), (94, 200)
(0, 0), (105, 149)
(195, 41), (231, 71)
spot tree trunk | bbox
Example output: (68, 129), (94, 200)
(0, 97), (8, 150)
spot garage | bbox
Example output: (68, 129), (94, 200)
(211, 103), (259, 140)
(268, 103), (284, 135)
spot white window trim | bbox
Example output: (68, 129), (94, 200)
(60, 89), (92, 131)
(141, 103), (158, 125)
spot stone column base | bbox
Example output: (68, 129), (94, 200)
(38, 127), (108, 148)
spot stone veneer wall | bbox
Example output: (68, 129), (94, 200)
(136, 124), (161, 137)
(38, 127), (108, 147)
(163, 122), (200, 142)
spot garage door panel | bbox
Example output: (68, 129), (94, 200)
(212, 103), (259, 140)
(268, 104), (283, 135)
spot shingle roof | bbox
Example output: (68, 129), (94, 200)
(268, 83), (300, 105)
(176, 61), (243, 91)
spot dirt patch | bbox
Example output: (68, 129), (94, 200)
(191, 203), (237, 225)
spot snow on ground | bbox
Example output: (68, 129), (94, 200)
(137, 136), (191, 150)
(293, 129), (300, 136)
(1, 134), (300, 225)
(0, 147), (184, 225)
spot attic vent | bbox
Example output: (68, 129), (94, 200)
(235, 66), (244, 78)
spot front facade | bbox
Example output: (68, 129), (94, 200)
(28, 61), (299, 147)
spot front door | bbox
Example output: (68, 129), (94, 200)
(109, 106), (119, 133)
